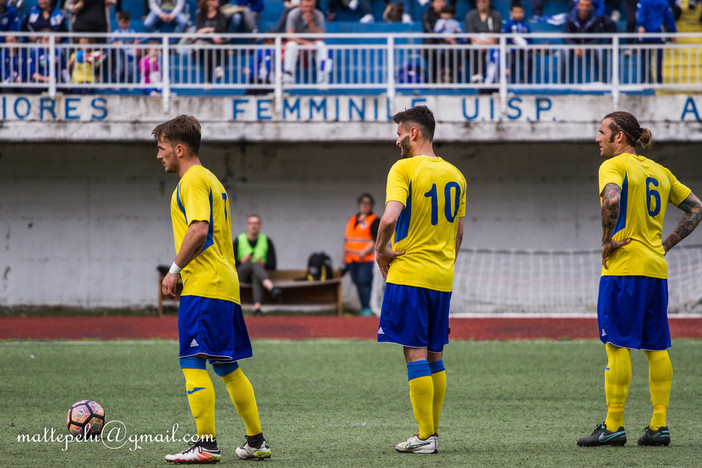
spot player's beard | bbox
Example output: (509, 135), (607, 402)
(398, 135), (412, 158)
(164, 161), (177, 173)
(600, 135), (616, 158)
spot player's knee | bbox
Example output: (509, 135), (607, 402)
(213, 361), (239, 377)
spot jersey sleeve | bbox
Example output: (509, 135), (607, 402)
(458, 173), (467, 218)
(385, 161), (410, 207)
(598, 158), (625, 196)
(666, 169), (692, 207)
(180, 171), (212, 225)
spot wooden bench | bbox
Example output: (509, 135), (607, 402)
(157, 267), (342, 316)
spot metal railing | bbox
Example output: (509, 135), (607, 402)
(2, 32), (700, 111)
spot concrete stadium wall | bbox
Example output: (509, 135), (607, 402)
(1, 141), (701, 309)
(2, 94), (702, 143)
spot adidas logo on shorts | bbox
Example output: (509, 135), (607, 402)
(378, 327), (384, 335)
(190, 339), (199, 347)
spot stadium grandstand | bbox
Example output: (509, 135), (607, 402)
(1, 0), (701, 315)
(1, 0), (701, 99)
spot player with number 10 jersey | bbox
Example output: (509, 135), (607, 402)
(384, 156), (466, 292)
(375, 106), (466, 454)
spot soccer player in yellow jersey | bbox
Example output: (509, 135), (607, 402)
(578, 111), (702, 447)
(375, 105), (466, 454)
(154, 115), (271, 463)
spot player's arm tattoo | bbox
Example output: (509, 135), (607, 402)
(662, 193), (702, 253)
(600, 183), (621, 245)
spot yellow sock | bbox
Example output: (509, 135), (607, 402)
(645, 350), (672, 430)
(182, 368), (216, 439)
(604, 343), (631, 432)
(220, 367), (262, 436)
(429, 360), (446, 435)
(409, 376), (434, 439)
(407, 360), (433, 440)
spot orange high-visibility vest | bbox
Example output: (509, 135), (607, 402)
(344, 213), (377, 263)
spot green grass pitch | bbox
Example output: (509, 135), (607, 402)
(2, 339), (702, 467)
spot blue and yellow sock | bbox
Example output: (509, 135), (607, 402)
(180, 357), (216, 440)
(214, 362), (263, 437)
(429, 360), (446, 435)
(407, 360), (434, 440)
(604, 344), (631, 432)
(644, 350), (672, 430)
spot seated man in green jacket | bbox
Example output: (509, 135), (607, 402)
(234, 214), (281, 316)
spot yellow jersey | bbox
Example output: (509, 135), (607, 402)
(70, 50), (96, 84)
(385, 155), (467, 292)
(599, 153), (691, 278)
(170, 165), (240, 303)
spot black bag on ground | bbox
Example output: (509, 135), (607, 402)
(305, 252), (333, 281)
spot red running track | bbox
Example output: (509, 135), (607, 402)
(2, 316), (702, 341)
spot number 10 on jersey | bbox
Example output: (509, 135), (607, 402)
(424, 182), (462, 225)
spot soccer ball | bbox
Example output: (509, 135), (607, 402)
(66, 400), (105, 437)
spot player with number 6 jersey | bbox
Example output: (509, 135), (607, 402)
(598, 154), (690, 278)
(577, 111), (702, 449)
(375, 105), (466, 454)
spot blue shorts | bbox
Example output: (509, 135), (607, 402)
(597, 276), (670, 350)
(178, 296), (253, 362)
(378, 283), (451, 353)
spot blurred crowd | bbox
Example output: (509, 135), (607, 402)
(0, 0), (698, 91)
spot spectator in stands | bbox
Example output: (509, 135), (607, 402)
(220, 0), (263, 33)
(422, 0), (445, 33)
(110, 11), (138, 83)
(637, 0), (676, 83)
(274, 0), (321, 32)
(244, 33), (274, 94)
(503, 2), (533, 84)
(233, 214), (281, 317)
(571, 0), (620, 36)
(0, 0), (19, 44)
(434, 4), (462, 38)
(562, 0), (611, 83)
(326, 0), (375, 23)
(433, 4), (463, 82)
(68, 36), (102, 93)
(195, 0), (229, 84)
(1, 33), (25, 91)
(65, 0), (116, 36)
(140, 41), (162, 95)
(342, 194), (379, 317)
(465, 0), (502, 83)
(571, 0), (606, 18)
(21, 0), (68, 37)
(28, 29), (69, 88)
(143, 0), (189, 34)
(283, 0), (331, 85)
